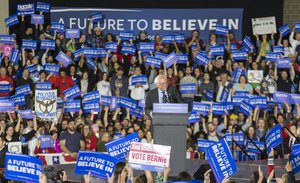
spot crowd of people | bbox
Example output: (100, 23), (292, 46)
(0, 7), (300, 182)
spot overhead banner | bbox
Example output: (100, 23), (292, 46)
(51, 8), (243, 42)
(35, 90), (57, 120)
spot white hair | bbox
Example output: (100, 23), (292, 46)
(154, 74), (167, 85)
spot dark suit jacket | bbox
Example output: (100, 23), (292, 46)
(145, 86), (183, 117)
(0, 146), (7, 168)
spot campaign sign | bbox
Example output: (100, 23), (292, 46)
(164, 52), (178, 68)
(17, 3), (35, 16)
(220, 88), (230, 102)
(130, 106), (144, 118)
(105, 132), (140, 162)
(249, 96), (267, 109)
(0, 97), (11, 103)
(242, 36), (253, 52)
(100, 95), (112, 106)
(35, 90), (57, 120)
(86, 58), (97, 71)
(22, 39), (37, 50)
(98, 48), (109, 57)
(224, 133), (245, 146)
(292, 144), (300, 152)
(278, 24), (291, 37)
(180, 83), (197, 94)
(223, 42), (238, 51)
(39, 135), (53, 149)
(91, 12), (104, 23)
(276, 58), (291, 69)
(75, 151), (117, 179)
(197, 139), (215, 151)
(138, 42), (155, 53)
(215, 25), (229, 36)
(212, 103), (227, 115)
(16, 84), (31, 95)
(238, 101), (253, 116)
(273, 91), (291, 103)
(121, 45), (136, 55)
(131, 75), (147, 86)
(0, 101), (14, 112)
(64, 100), (81, 112)
(31, 14), (44, 24)
(5, 153), (42, 183)
(173, 33), (185, 43)
(11, 94), (26, 106)
(44, 63), (60, 75)
(36, 2), (51, 13)
(128, 142), (171, 172)
(273, 45), (284, 55)
(83, 48), (99, 57)
(192, 102), (210, 115)
(155, 52), (168, 60)
(117, 97), (137, 110)
(110, 96), (118, 111)
(5, 14), (19, 27)
(105, 42), (118, 52)
(17, 110), (34, 119)
(206, 90), (214, 101)
(162, 34), (175, 44)
(63, 85), (81, 100)
(247, 141), (265, 154)
(188, 111), (200, 124)
(25, 64), (38, 74)
(266, 124), (282, 154)
(36, 82), (52, 90)
(265, 52), (281, 62)
(145, 56), (162, 68)
(226, 102), (234, 112)
(291, 94), (300, 105)
(55, 51), (72, 67)
(119, 31), (134, 40)
(50, 22), (65, 33)
(176, 53), (188, 64)
(83, 101), (100, 114)
(295, 22), (300, 32)
(231, 50), (247, 61)
(195, 52), (209, 66)
(0, 35), (15, 44)
(290, 150), (300, 174)
(210, 45), (224, 56)
(74, 48), (84, 60)
(0, 83), (11, 93)
(40, 39), (56, 50)
(83, 91), (100, 103)
(205, 139), (237, 183)
(65, 29), (80, 39)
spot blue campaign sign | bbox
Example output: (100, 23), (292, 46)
(64, 100), (81, 112)
(100, 95), (112, 106)
(164, 52), (178, 68)
(278, 24), (291, 37)
(0, 101), (14, 112)
(0, 97), (11, 103)
(83, 91), (100, 103)
(249, 96), (267, 109)
(17, 110), (34, 119)
(195, 52), (209, 66)
(176, 53), (188, 64)
(292, 144), (300, 152)
(138, 42), (155, 53)
(242, 36), (253, 52)
(197, 139), (215, 151)
(75, 151), (117, 179)
(83, 48), (99, 57)
(83, 101), (100, 113)
(139, 99), (145, 108)
(291, 94), (300, 105)
(55, 51), (72, 67)
(273, 91), (291, 104)
(5, 14), (19, 27)
(173, 33), (185, 43)
(105, 132), (140, 162)
(44, 63), (60, 75)
(247, 141), (265, 154)
(188, 111), (200, 124)
(74, 48), (84, 60)
(36, 82), (52, 90)
(16, 84), (31, 95)
(224, 133), (245, 146)
(91, 12), (104, 23)
(105, 42), (118, 52)
(36, 2), (51, 13)
(215, 25), (229, 36)
(273, 45), (284, 55)
(145, 56), (162, 68)
(121, 45), (136, 55)
(155, 52), (168, 60)
(162, 34), (175, 44)
(192, 102), (210, 115)
(5, 153), (42, 183)
(180, 83), (197, 94)
(110, 96), (118, 111)
(0, 83), (11, 93)
(231, 50), (247, 61)
(206, 89), (214, 101)
(25, 64), (38, 74)
(65, 29), (80, 39)
(31, 14), (44, 24)
(50, 22), (65, 33)
(9, 48), (20, 64)
(226, 102), (234, 112)
(131, 75), (147, 85)
(17, 3), (35, 16)
(238, 101), (253, 116)
(97, 48), (109, 57)
(39, 135), (53, 149)
(11, 94), (26, 106)
(86, 58), (97, 71)
(290, 150), (300, 174)
(210, 45), (224, 56)
(63, 85), (81, 99)
(130, 106), (144, 118)
(22, 39), (37, 50)
(265, 52), (281, 62)
(51, 8), (243, 43)
(40, 39), (56, 50)
(0, 35), (15, 44)
(220, 88), (230, 102)
(117, 97), (137, 110)
(276, 58), (291, 69)
(266, 124), (282, 154)
(119, 31), (134, 40)
(212, 103), (227, 115)
(223, 42), (238, 51)
(232, 67), (244, 82)
(205, 138), (237, 183)
(295, 22), (300, 32)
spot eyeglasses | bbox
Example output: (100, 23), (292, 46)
(158, 82), (167, 86)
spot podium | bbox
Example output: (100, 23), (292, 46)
(153, 103), (188, 176)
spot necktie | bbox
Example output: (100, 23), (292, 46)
(162, 91), (167, 103)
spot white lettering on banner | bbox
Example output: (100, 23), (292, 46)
(18, 4), (33, 10)
(77, 156), (114, 173)
(212, 144), (233, 177)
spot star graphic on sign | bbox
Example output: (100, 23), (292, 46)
(52, 156), (60, 164)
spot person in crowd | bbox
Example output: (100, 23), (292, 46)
(128, 66), (149, 101)
(110, 66), (129, 97)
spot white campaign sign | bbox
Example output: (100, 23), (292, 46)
(251, 16), (277, 35)
(35, 89), (57, 120)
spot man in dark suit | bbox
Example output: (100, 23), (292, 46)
(145, 75), (183, 118)
(0, 135), (7, 168)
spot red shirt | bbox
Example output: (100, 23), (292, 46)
(0, 75), (14, 97)
(54, 75), (75, 97)
(85, 135), (98, 151)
